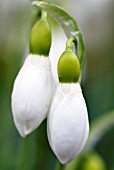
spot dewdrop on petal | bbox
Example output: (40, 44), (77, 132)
(11, 11), (55, 137)
(47, 38), (89, 164)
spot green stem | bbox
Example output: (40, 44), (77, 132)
(32, 1), (85, 70)
(32, 1), (86, 81)
(41, 9), (47, 19)
(66, 37), (75, 51)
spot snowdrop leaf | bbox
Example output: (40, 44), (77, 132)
(32, 1), (85, 69)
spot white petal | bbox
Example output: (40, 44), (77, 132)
(12, 54), (55, 137)
(47, 83), (89, 164)
(77, 111), (89, 154)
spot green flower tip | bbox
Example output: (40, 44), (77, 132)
(30, 13), (51, 56)
(58, 50), (80, 83)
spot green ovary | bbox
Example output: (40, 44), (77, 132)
(30, 19), (51, 56)
(58, 50), (80, 83)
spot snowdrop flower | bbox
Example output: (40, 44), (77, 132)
(11, 11), (55, 137)
(47, 42), (89, 164)
(12, 54), (55, 137)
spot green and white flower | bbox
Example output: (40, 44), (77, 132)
(11, 11), (55, 137)
(47, 42), (89, 164)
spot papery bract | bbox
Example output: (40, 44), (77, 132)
(47, 83), (89, 164)
(12, 54), (55, 137)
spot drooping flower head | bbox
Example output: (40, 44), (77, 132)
(47, 37), (89, 164)
(11, 10), (55, 137)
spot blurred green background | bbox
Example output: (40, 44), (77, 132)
(0, 0), (114, 170)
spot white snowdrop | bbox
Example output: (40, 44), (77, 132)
(12, 54), (55, 137)
(47, 83), (89, 164)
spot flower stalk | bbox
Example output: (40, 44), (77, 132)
(41, 9), (47, 19)
(32, 1), (85, 70)
(66, 37), (75, 51)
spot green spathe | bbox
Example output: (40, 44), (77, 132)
(30, 18), (51, 56)
(58, 50), (80, 83)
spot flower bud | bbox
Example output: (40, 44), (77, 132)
(58, 50), (80, 83)
(12, 54), (55, 137)
(30, 12), (51, 56)
(47, 83), (89, 164)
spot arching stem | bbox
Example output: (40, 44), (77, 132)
(41, 9), (47, 19)
(66, 36), (75, 51)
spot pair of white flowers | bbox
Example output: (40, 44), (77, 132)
(11, 53), (89, 164)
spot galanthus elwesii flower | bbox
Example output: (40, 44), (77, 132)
(12, 54), (55, 137)
(11, 10), (55, 137)
(47, 43), (89, 164)
(48, 83), (89, 164)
